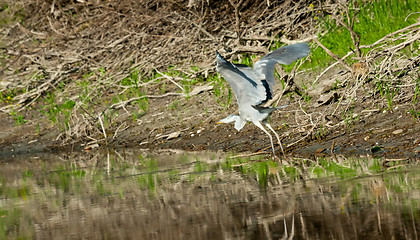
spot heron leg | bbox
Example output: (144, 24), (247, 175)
(254, 121), (276, 158)
(264, 122), (286, 158)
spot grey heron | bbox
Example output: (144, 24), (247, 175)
(216, 43), (310, 158)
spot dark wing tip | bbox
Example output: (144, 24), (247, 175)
(293, 42), (311, 56)
(252, 105), (277, 115)
(299, 42), (311, 55)
(216, 50), (224, 62)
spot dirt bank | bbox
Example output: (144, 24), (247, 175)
(1, 85), (419, 160)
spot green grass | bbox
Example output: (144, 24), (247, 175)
(10, 109), (27, 126)
(0, 3), (25, 27)
(343, 108), (360, 129)
(209, 72), (233, 108)
(41, 93), (75, 131)
(0, 91), (28, 125)
(375, 80), (401, 110)
(413, 77), (420, 104)
(0, 90), (16, 103)
(409, 109), (420, 120)
(227, 0), (420, 71)
(29, 64), (212, 137)
(309, 0), (420, 68)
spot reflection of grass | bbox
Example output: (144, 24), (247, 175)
(137, 157), (159, 191)
(224, 156), (391, 187)
(0, 207), (33, 239)
(46, 164), (86, 193)
(320, 158), (358, 178)
(96, 180), (112, 195)
(0, 176), (31, 199)
(168, 169), (181, 181)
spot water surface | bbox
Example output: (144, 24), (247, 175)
(1, 149), (419, 239)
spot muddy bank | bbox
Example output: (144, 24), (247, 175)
(117, 102), (420, 159)
(1, 91), (419, 160)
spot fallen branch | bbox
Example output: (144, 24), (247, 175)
(154, 69), (185, 92)
(109, 92), (182, 110)
(229, 151), (269, 159)
(108, 83), (213, 110)
(331, 11), (361, 57)
(314, 38), (353, 72)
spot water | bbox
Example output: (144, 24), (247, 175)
(0, 149), (419, 239)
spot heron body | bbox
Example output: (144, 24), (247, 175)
(216, 43), (310, 158)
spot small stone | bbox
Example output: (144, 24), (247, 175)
(392, 129), (403, 135)
(84, 143), (99, 151)
(316, 92), (338, 107)
(167, 131), (181, 139)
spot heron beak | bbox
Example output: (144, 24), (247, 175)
(216, 121), (223, 124)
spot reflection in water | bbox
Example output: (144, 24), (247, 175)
(0, 150), (419, 239)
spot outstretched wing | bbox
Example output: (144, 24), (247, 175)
(253, 43), (310, 92)
(216, 51), (271, 107)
